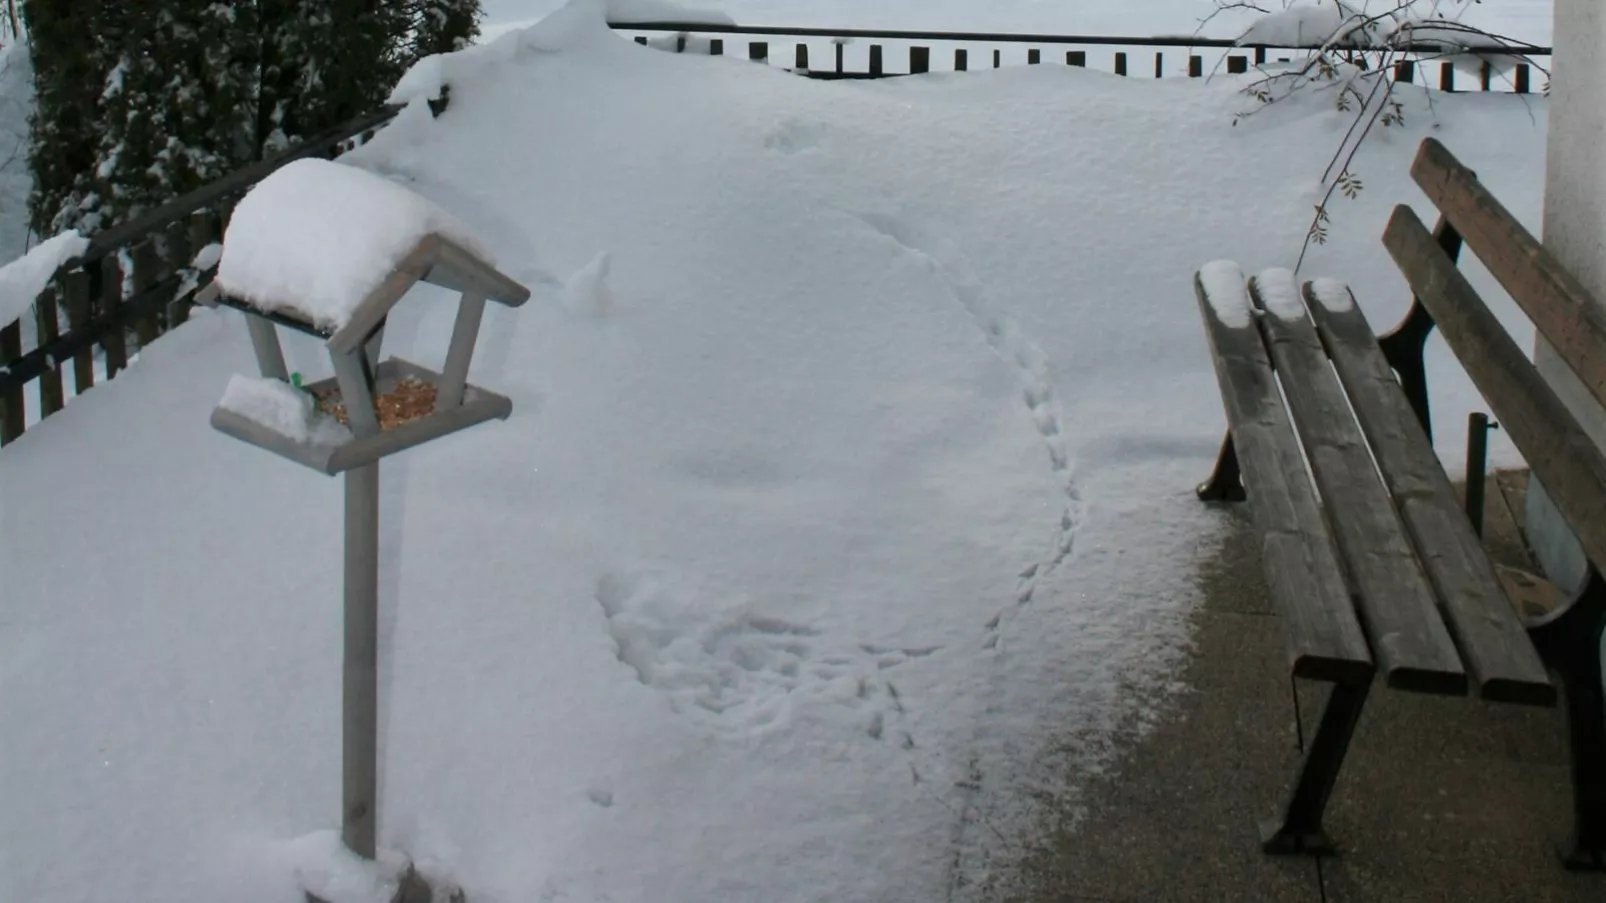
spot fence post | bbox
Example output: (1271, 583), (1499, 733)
(0, 320), (21, 444)
(35, 283), (64, 419)
(63, 268), (94, 394)
(164, 218), (195, 327)
(130, 239), (162, 351)
(96, 255), (128, 377)
(910, 46), (929, 74)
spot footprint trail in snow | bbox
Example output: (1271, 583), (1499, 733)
(855, 212), (1085, 648)
(595, 571), (934, 745)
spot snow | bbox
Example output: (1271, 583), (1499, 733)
(214, 158), (495, 332)
(217, 373), (352, 446)
(1234, 1), (1384, 48)
(1311, 276), (1356, 312)
(480, 0), (1556, 46)
(604, 0), (737, 25)
(0, 2), (1552, 902)
(1253, 267), (1306, 320)
(0, 41), (33, 267)
(193, 241), (223, 271)
(0, 230), (88, 330)
(279, 831), (412, 903)
(1391, 17), (1529, 52)
(1198, 260), (1251, 327)
(563, 250), (615, 316)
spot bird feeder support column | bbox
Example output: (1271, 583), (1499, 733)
(246, 316), (290, 381)
(339, 320), (385, 861)
(438, 292), (487, 410)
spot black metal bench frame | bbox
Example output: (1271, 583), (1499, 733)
(1194, 137), (1606, 870)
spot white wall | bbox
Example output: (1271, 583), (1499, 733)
(1531, 0), (1606, 680)
(1528, 0), (1606, 591)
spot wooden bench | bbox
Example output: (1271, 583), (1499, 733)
(1193, 136), (1605, 870)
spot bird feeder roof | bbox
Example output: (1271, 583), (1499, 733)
(211, 158), (530, 348)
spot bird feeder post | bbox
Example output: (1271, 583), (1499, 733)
(203, 162), (532, 902)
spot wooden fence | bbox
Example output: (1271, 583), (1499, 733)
(0, 22), (1553, 447)
(0, 92), (449, 445)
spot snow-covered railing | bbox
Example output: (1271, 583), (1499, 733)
(610, 21), (1551, 93)
(0, 91), (450, 447)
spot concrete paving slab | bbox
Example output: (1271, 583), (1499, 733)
(1006, 513), (1321, 903)
(1007, 470), (1603, 902)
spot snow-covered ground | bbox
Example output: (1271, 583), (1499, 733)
(0, 2), (1552, 902)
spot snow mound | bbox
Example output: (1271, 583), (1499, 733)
(1236, 1), (1387, 48)
(391, 0), (733, 107)
(1253, 268), (1305, 320)
(564, 251), (615, 317)
(0, 230), (88, 329)
(281, 831), (412, 903)
(1390, 17), (1524, 52)
(217, 373), (352, 446)
(1198, 260), (1251, 328)
(214, 158), (493, 331)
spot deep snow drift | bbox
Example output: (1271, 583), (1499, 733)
(0, 3), (1549, 902)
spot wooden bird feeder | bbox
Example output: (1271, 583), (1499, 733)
(204, 232), (530, 474)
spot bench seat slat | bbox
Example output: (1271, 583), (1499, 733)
(1384, 205), (1606, 585)
(1249, 270), (1467, 695)
(1304, 279), (1554, 707)
(1194, 266), (1373, 685)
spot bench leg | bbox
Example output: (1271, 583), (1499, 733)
(1262, 678), (1372, 856)
(1527, 570), (1606, 871)
(1197, 433), (1247, 502)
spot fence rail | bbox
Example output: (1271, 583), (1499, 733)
(0, 21), (1553, 447)
(615, 21), (1551, 92)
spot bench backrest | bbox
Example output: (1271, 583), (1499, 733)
(1384, 138), (1606, 592)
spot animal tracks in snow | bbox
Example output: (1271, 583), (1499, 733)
(595, 571), (931, 742)
(762, 117), (826, 155)
(854, 212), (1084, 646)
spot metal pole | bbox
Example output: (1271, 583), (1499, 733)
(343, 460), (380, 860)
(1466, 412), (1491, 537)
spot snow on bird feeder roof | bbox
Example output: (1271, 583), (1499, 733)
(207, 158), (531, 476)
(213, 158), (529, 336)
